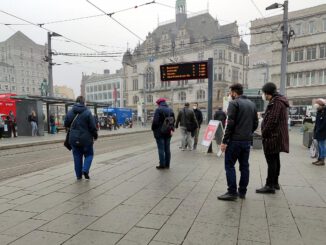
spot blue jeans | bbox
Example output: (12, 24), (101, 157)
(50, 125), (56, 134)
(71, 144), (94, 178)
(155, 137), (171, 167)
(225, 141), (251, 195)
(318, 139), (326, 159)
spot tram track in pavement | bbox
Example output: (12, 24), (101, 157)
(0, 131), (156, 181)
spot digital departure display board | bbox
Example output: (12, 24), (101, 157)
(160, 61), (208, 81)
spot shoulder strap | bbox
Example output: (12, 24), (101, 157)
(69, 114), (79, 129)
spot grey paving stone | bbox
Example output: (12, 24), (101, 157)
(123, 193), (162, 208)
(62, 229), (123, 245)
(2, 190), (31, 200)
(137, 214), (169, 230)
(0, 203), (17, 214)
(296, 218), (326, 245)
(13, 192), (77, 213)
(237, 240), (268, 245)
(282, 186), (326, 207)
(263, 194), (290, 208)
(117, 227), (157, 245)
(266, 206), (296, 227)
(8, 230), (70, 245)
(269, 225), (304, 245)
(8, 194), (41, 205)
(0, 186), (21, 197)
(0, 234), (18, 245)
(89, 205), (150, 234)
(153, 223), (191, 244)
(291, 205), (326, 222)
(150, 198), (182, 216)
(33, 201), (82, 221)
(38, 213), (97, 235)
(240, 200), (266, 219)
(183, 222), (238, 245)
(69, 194), (126, 217)
(1, 218), (47, 237)
(148, 241), (175, 245)
(238, 217), (269, 243)
(0, 210), (36, 232)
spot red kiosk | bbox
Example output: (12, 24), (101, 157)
(0, 93), (17, 117)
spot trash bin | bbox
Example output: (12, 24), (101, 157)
(253, 135), (263, 149)
(2, 120), (12, 138)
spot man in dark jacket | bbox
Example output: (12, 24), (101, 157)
(214, 107), (227, 128)
(64, 96), (98, 180)
(151, 98), (175, 169)
(193, 102), (203, 150)
(256, 82), (289, 194)
(218, 83), (258, 201)
(176, 102), (198, 151)
(312, 98), (326, 166)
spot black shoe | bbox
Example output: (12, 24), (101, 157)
(217, 192), (238, 201)
(256, 186), (275, 194)
(238, 193), (246, 199)
(82, 171), (90, 179)
(77, 176), (82, 180)
(274, 184), (280, 190)
(156, 166), (165, 169)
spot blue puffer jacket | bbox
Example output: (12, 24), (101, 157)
(64, 103), (97, 147)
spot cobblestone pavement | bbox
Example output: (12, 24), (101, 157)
(0, 128), (325, 245)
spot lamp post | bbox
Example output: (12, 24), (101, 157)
(266, 1), (288, 95)
(47, 32), (61, 97)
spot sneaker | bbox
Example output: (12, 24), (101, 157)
(82, 171), (90, 179)
(238, 193), (246, 199)
(256, 186), (275, 194)
(312, 159), (320, 164)
(217, 192), (238, 201)
(76, 176), (82, 180)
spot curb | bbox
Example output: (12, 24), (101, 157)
(0, 129), (151, 150)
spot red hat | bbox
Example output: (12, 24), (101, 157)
(156, 98), (166, 105)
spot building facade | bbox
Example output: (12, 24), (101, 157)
(54, 85), (75, 100)
(122, 0), (249, 116)
(0, 62), (15, 93)
(81, 69), (124, 107)
(249, 4), (326, 105)
(0, 31), (48, 96)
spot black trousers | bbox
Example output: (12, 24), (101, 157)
(264, 153), (280, 187)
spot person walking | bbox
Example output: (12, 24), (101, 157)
(176, 102), (198, 151)
(29, 110), (38, 136)
(214, 107), (227, 147)
(9, 111), (17, 137)
(151, 98), (175, 169)
(64, 96), (98, 180)
(312, 98), (326, 166)
(193, 102), (203, 150)
(218, 83), (258, 201)
(256, 83), (289, 194)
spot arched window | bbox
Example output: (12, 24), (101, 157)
(178, 91), (186, 102)
(147, 94), (153, 103)
(133, 95), (139, 104)
(145, 67), (155, 89)
(197, 90), (206, 101)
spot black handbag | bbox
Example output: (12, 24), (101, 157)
(64, 114), (78, 151)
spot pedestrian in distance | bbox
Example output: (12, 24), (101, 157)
(64, 96), (98, 180)
(151, 98), (175, 169)
(218, 83), (258, 201)
(256, 82), (289, 194)
(312, 98), (326, 166)
(9, 111), (17, 137)
(214, 107), (227, 147)
(49, 114), (56, 134)
(28, 110), (38, 136)
(193, 102), (203, 150)
(175, 102), (198, 151)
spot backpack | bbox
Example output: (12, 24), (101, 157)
(161, 110), (174, 135)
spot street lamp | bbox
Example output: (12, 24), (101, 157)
(266, 1), (288, 96)
(47, 32), (62, 97)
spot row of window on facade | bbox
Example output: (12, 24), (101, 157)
(0, 76), (15, 82)
(293, 18), (326, 36)
(85, 82), (121, 93)
(0, 84), (39, 93)
(1, 67), (14, 74)
(86, 91), (121, 101)
(288, 44), (326, 62)
(287, 69), (326, 87)
(132, 89), (207, 105)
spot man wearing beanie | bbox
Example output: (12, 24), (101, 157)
(151, 98), (175, 169)
(312, 98), (326, 166)
(256, 82), (289, 194)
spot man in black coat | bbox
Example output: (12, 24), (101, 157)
(312, 98), (326, 166)
(151, 98), (175, 169)
(64, 96), (98, 180)
(193, 102), (203, 150)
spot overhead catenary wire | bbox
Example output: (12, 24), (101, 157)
(0, 8), (101, 53)
(86, 0), (145, 42)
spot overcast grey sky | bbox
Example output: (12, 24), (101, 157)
(1, 0), (325, 96)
